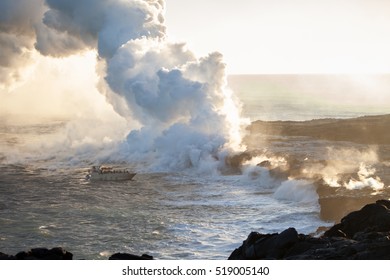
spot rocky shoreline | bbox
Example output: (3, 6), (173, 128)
(229, 200), (390, 260)
(2, 200), (390, 260)
(248, 114), (390, 145)
(0, 248), (154, 260)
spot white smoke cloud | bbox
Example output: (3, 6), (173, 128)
(37, 0), (166, 58)
(302, 147), (386, 192)
(0, 0), (246, 172)
(0, 0), (45, 85)
(0, 0), (167, 85)
(344, 163), (384, 191)
(105, 39), (244, 170)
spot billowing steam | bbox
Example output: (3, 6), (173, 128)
(0, 0), (246, 172)
(301, 147), (386, 192)
(0, 0), (44, 85)
(2, 0), (385, 201)
(344, 163), (384, 191)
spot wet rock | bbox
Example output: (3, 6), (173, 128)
(224, 152), (252, 173)
(0, 252), (15, 260)
(229, 228), (299, 260)
(109, 253), (154, 260)
(13, 247), (73, 260)
(0, 248), (154, 260)
(324, 200), (390, 238)
(229, 200), (390, 260)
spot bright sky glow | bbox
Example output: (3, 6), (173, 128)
(165, 0), (390, 74)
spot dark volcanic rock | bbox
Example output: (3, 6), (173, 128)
(13, 247), (73, 260)
(229, 200), (390, 260)
(224, 152), (252, 173)
(0, 252), (15, 260)
(229, 228), (299, 260)
(248, 114), (390, 145)
(109, 253), (153, 260)
(0, 248), (153, 260)
(324, 200), (390, 238)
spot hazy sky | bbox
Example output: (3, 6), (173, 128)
(165, 0), (390, 74)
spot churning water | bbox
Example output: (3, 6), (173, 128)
(1, 74), (389, 259)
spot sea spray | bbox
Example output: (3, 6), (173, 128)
(273, 180), (318, 204)
(301, 147), (386, 192)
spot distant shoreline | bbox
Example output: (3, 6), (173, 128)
(248, 114), (390, 145)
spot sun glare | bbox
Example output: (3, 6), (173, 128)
(166, 0), (390, 75)
(0, 50), (118, 121)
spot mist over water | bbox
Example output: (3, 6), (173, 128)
(229, 74), (390, 121)
(0, 0), (266, 259)
(0, 0), (389, 259)
(0, 0), (248, 173)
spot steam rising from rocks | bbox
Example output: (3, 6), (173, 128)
(301, 147), (386, 192)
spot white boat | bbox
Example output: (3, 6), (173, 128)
(87, 166), (136, 181)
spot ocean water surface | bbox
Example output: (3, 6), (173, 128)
(0, 75), (389, 259)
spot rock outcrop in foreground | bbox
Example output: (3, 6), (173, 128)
(0, 249), (153, 260)
(0, 247), (73, 260)
(108, 253), (153, 260)
(229, 200), (390, 260)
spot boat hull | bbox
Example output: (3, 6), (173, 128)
(87, 165), (136, 181)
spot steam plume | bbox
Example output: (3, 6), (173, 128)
(302, 147), (386, 192)
(0, 0), (44, 85)
(0, 0), (246, 171)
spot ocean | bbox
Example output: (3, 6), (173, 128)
(0, 75), (389, 259)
